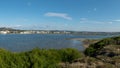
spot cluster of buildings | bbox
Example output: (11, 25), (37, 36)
(0, 30), (71, 34)
(0, 30), (10, 34)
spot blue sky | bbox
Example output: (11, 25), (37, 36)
(0, 0), (120, 32)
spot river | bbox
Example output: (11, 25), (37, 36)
(0, 34), (110, 52)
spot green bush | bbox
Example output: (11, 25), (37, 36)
(59, 48), (83, 62)
(0, 48), (83, 68)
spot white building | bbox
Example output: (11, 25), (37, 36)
(0, 30), (10, 34)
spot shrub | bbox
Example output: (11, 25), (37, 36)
(0, 48), (82, 68)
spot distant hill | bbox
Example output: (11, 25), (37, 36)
(0, 27), (18, 31)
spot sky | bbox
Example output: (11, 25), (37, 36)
(0, 0), (120, 32)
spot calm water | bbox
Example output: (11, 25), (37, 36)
(0, 34), (109, 52)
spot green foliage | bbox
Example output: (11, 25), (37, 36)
(84, 36), (120, 57)
(84, 47), (97, 56)
(0, 48), (82, 68)
(59, 48), (83, 62)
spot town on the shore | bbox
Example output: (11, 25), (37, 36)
(0, 27), (71, 34)
(1, 27), (120, 36)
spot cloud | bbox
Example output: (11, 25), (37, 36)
(14, 25), (22, 27)
(79, 18), (88, 23)
(27, 2), (31, 6)
(80, 18), (98, 23)
(107, 22), (113, 24)
(88, 10), (90, 13)
(0, 24), (23, 28)
(79, 18), (113, 24)
(44, 12), (72, 20)
(80, 18), (87, 21)
(113, 19), (120, 22)
(16, 18), (29, 23)
(93, 8), (97, 11)
(87, 8), (97, 13)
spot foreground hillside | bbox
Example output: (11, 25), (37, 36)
(60, 36), (120, 68)
(85, 36), (120, 57)
(83, 36), (120, 68)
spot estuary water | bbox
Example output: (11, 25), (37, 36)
(0, 34), (109, 52)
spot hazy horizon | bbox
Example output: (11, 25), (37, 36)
(0, 0), (120, 32)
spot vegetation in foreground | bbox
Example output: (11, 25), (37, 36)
(60, 36), (120, 68)
(0, 48), (83, 68)
(84, 36), (120, 68)
(85, 36), (120, 57)
(0, 36), (120, 68)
